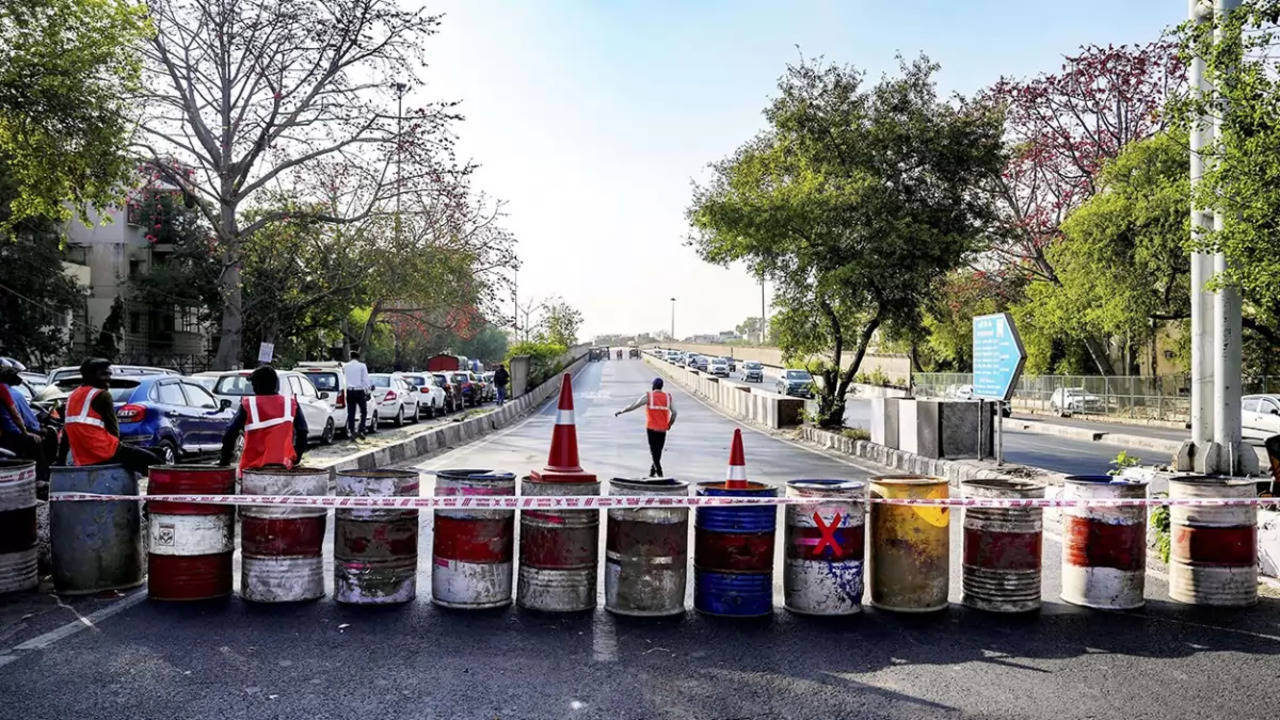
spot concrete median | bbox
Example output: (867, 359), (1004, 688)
(643, 354), (803, 429)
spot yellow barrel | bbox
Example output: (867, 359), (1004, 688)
(868, 476), (950, 612)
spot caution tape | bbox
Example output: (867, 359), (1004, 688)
(46, 492), (1280, 509)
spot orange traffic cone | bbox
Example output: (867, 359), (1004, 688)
(726, 428), (747, 489)
(530, 373), (597, 483)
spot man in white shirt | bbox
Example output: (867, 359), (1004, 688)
(343, 351), (373, 439)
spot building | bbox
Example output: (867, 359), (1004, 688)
(63, 199), (214, 372)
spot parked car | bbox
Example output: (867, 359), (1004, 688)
(1242, 394), (1280, 439)
(294, 362), (352, 436)
(199, 369), (337, 444)
(400, 372), (447, 419)
(112, 375), (237, 464)
(629, 348), (640, 359)
(370, 373), (419, 426)
(37, 364), (179, 405)
(451, 371), (480, 407)
(469, 371), (490, 403)
(742, 361), (764, 383)
(687, 355), (709, 372)
(18, 371), (47, 395)
(776, 369), (815, 398)
(433, 372), (462, 413)
(721, 356), (736, 372)
(1049, 387), (1103, 416)
(480, 372), (497, 402)
(708, 357), (730, 377)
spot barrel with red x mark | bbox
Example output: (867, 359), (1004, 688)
(783, 479), (866, 615)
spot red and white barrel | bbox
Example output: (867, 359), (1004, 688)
(146, 465), (236, 601)
(783, 479), (866, 615)
(335, 469), (419, 605)
(432, 469), (516, 609)
(240, 467), (328, 603)
(0, 460), (38, 594)
(1169, 476), (1257, 607)
(605, 477), (689, 617)
(518, 475), (600, 612)
(961, 478), (1044, 613)
(1061, 475), (1148, 610)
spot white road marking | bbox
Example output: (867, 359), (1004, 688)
(0, 589), (148, 666)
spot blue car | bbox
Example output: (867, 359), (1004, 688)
(110, 376), (237, 465)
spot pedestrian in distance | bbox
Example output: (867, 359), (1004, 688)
(493, 363), (510, 406)
(615, 377), (677, 477)
(343, 350), (373, 439)
(57, 358), (161, 477)
(0, 363), (57, 485)
(218, 365), (308, 475)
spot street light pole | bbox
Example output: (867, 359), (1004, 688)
(391, 82), (408, 218)
(670, 297), (676, 342)
(760, 277), (766, 345)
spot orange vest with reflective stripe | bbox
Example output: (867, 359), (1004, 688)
(645, 391), (671, 431)
(65, 386), (120, 466)
(239, 395), (297, 474)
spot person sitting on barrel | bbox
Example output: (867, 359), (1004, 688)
(219, 365), (308, 475)
(57, 358), (161, 477)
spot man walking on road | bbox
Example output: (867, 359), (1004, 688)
(493, 363), (510, 406)
(343, 351), (372, 439)
(615, 377), (677, 477)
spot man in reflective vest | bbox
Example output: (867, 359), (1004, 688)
(219, 366), (308, 474)
(58, 358), (160, 476)
(615, 377), (678, 477)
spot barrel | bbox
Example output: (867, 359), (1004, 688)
(1060, 475), (1147, 609)
(694, 480), (777, 617)
(335, 468), (419, 604)
(146, 465), (236, 601)
(783, 479), (865, 615)
(432, 469), (516, 609)
(961, 478), (1044, 613)
(605, 477), (689, 617)
(868, 476), (949, 612)
(518, 475), (600, 612)
(0, 460), (38, 594)
(1168, 476), (1257, 607)
(49, 464), (144, 595)
(240, 466), (328, 602)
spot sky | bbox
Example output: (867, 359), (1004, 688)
(418, 0), (1187, 342)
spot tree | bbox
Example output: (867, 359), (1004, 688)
(734, 317), (766, 342)
(1177, 2), (1280, 367)
(538, 297), (583, 348)
(917, 269), (1025, 372)
(0, 0), (147, 225)
(134, 0), (460, 368)
(984, 41), (1185, 375)
(689, 57), (1004, 427)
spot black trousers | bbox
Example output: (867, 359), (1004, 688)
(345, 389), (368, 435)
(109, 443), (161, 477)
(647, 429), (667, 476)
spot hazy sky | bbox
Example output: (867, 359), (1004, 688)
(421, 0), (1186, 341)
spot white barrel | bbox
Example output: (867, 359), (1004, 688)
(1168, 476), (1257, 607)
(240, 467), (329, 603)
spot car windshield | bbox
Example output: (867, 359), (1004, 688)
(213, 374), (255, 395)
(370, 375), (392, 387)
(786, 370), (812, 380)
(451, 373), (468, 383)
(108, 380), (141, 402)
(432, 374), (447, 385)
(302, 371), (339, 392)
(745, 362), (762, 369)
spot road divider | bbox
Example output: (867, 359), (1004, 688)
(643, 354), (803, 428)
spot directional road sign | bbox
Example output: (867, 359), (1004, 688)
(972, 313), (1026, 402)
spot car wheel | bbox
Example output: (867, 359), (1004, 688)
(393, 406), (404, 427)
(321, 418), (335, 445)
(158, 440), (178, 466)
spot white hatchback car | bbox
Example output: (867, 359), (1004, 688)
(1242, 394), (1280, 440)
(400, 372), (446, 419)
(370, 373), (420, 427)
(198, 369), (337, 444)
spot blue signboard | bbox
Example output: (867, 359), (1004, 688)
(972, 313), (1026, 402)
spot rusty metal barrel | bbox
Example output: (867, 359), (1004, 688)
(1169, 476), (1257, 607)
(518, 475), (600, 612)
(432, 469), (517, 609)
(49, 464), (144, 595)
(240, 466), (328, 603)
(961, 478), (1044, 613)
(868, 476), (949, 612)
(0, 460), (38, 594)
(605, 477), (689, 616)
(784, 479), (865, 615)
(146, 465), (236, 601)
(1061, 475), (1148, 609)
(694, 480), (777, 617)
(335, 468), (419, 604)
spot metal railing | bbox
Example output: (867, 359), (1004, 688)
(911, 373), (1280, 423)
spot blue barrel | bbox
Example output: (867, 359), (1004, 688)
(50, 464), (144, 595)
(694, 480), (777, 617)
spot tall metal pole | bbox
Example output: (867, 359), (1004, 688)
(392, 82), (407, 218)
(670, 297), (676, 342)
(760, 277), (766, 345)
(1188, 0), (1215, 458)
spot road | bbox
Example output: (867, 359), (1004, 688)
(2, 358), (1279, 719)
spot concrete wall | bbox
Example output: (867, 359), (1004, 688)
(653, 341), (910, 386)
(644, 354), (803, 429)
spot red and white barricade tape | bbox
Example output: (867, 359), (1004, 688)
(47, 492), (1279, 509)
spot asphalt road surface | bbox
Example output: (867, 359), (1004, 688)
(2, 358), (1278, 719)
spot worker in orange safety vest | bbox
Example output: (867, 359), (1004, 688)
(218, 366), (308, 474)
(58, 358), (161, 476)
(615, 377), (678, 477)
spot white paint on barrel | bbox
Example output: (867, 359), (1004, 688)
(146, 514), (234, 556)
(240, 467), (328, 603)
(433, 560), (514, 609)
(240, 555), (324, 603)
(0, 461), (37, 594)
(1169, 476), (1258, 607)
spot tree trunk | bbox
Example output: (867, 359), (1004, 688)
(213, 259), (242, 369)
(359, 300), (383, 353)
(1082, 335), (1115, 376)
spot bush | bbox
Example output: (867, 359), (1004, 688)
(506, 340), (569, 387)
(841, 427), (871, 442)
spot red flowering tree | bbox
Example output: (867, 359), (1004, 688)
(983, 41), (1185, 375)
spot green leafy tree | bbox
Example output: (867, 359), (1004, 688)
(688, 57), (1004, 427)
(0, 0), (147, 224)
(537, 297), (583, 348)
